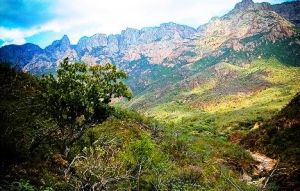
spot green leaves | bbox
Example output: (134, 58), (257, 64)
(39, 58), (132, 149)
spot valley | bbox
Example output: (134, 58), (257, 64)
(0, 0), (299, 190)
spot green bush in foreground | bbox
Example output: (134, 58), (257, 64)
(37, 58), (132, 154)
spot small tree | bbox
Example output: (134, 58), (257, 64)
(39, 58), (132, 154)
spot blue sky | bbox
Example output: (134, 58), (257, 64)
(0, 0), (293, 48)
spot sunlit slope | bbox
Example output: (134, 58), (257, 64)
(127, 58), (300, 128)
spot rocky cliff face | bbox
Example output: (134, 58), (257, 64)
(73, 22), (197, 68)
(195, 0), (295, 56)
(0, 0), (298, 86)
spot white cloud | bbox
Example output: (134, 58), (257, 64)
(0, 27), (40, 46)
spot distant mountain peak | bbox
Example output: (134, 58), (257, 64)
(60, 35), (70, 45)
(46, 34), (70, 48)
(239, 0), (254, 7)
(234, 0), (255, 11)
(242, 0), (254, 4)
(160, 22), (179, 27)
(0, 0), (298, 74)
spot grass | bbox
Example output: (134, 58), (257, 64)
(189, 79), (217, 95)
(115, 56), (300, 190)
(128, 57), (300, 130)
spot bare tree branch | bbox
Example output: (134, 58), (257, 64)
(64, 155), (87, 177)
(261, 159), (280, 190)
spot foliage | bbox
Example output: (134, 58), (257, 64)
(0, 63), (50, 162)
(121, 134), (170, 190)
(66, 145), (130, 190)
(0, 61), (133, 190)
(2, 53), (299, 190)
(66, 108), (257, 190)
(39, 58), (132, 152)
(9, 180), (35, 191)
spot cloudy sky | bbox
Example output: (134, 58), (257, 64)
(0, 0), (292, 48)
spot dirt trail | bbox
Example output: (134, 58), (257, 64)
(250, 152), (277, 176)
(242, 151), (278, 187)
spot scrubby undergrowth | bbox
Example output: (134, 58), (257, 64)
(1, 59), (299, 190)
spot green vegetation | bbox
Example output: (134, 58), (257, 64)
(38, 58), (131, 154)
(130, 58), (300, 131)
(1, 50), (299, 190)
(1, 6), (300, 190)
(122, 50), (300, 190)
(0, 61), (260, 190)
(66, 108), (257, 190)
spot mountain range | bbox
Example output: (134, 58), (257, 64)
(0, 1), (299, 71)
(0, 0), (299, 108)
(1, 0), (300, 189)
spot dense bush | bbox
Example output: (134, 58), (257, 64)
(38, 58), (132, 154)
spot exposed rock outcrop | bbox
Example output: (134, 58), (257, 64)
(0, 0), (298, 89)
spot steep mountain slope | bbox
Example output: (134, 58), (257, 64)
(0, 43), (43, 69)
(196, 0), (295, 54)
(124, 0), (300, 128)
(128, 58), (300, 127)
(0, 0), (299, 126)
(272, 0), (300, 27)
(0, 1), (300, 190)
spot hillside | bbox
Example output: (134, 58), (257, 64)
(0, 62), (297, 190)
(241, 92), (300, 188)
(0, 64), (260, 190)
(0, 1), (299, 93)
(0, 0), (300, 190)
(124, 0), (300, 130)
(129, 58), (300, 127)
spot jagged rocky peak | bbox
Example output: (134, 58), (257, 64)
(61, 34), (70, 43)
(159, 22), (197, 39)
(120, 28), (141, 46)
(77, 33), (108, 52)
(230, 0), (273, 14)
(195, 0), (295, 53)
(119, 23), (197, 46)
(159, 22), (187, 29)
(43, 34), (78, 62)
(59, 35), (71, 48)
(234, 0), (255, 10)
(46, 34), (71, 52)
